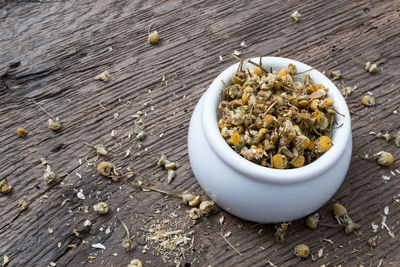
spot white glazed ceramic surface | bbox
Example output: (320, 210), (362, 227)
(188, 57), (352, 223)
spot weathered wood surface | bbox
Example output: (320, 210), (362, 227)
(1, 0), (400, 266)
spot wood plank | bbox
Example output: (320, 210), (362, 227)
(1, 0), (400, 266)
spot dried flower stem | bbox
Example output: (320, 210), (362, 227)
(131, 182), (181, 197)
(124, 172), (155, 185)
(116, 216), (131, 240)
(219, 232), (243, 256)
(294, 68), (314, 75)
(30, 99), (56, 120)
(351, 57), (364, 66)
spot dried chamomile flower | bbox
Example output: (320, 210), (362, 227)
(219, 62), (338, 169)
(376, 132), (391, 142)
(43, 165), (56, 184)
(0, 180), (12, 194)
(48, 118), (61, 131)
(305, 213), (320, 229)
(157, 154), (177, 183)
(17, 128), (27, 136)
(341, 86), (356, 98)
(361, 95), (376, 107)
(93, 202), (109, 215)
(17, 199), (29, 211)
(31, 99), (62, 131)
(187, 207), (201, 220)
(395, 132), (400, 147)
(85, 143), (108, 156)
(117, 217), (134, 251)
(127, 259), (143, 267)
(274, 223), (288, 243)
(373, 151), (394, 167)
(181, 193), (201, 207)
(294, 244), (310, 258)
(97, 161), (119, 180)
(316, 136), (332, 153)
(352, 57), (378, 73)
(291, 10), (301, 22)
(94, 71), (111, 82)
(328, 70), (341, 80)
(199, 200), (214, 214)
(133, 119), (145, 140)
(367, 236), (377, 248)
(148, 31), (159, 44)
(332, 202), (361, 234)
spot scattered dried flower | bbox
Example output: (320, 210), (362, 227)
(305, 213), (320, 229)
(332, 203), (361, 233)
(328, 70), (341, 80)
(367, 236), (377, 248)
(148, 31), (159, 44)
(97, 161), (119, 180)
(294, 244), (309, 258)
(394, 132), (400, 147)
(127, 259), (143, 267)
(17, 127), (27, 136)
(341, 86), (356, 98)
(17, 199), (29, 211)
(133, 119), (145, 140)
(373, 151), (394, 167)
(94, 71), (111, 82)
(0, 180), (12, 194)
(274, 223), (289, 243)
(43, 165), (56, 184)
(31, 99), (61, 131)
(352, 57), (378, 73)
(291, 10), (301, 22)
(361, 95), (376, 107)
(117, 217), (134, 251)
(376, 132), (391, 142)
(233, 50), (241, 56)
(93, 202), (109, 215)
(41, 158), (48, 165)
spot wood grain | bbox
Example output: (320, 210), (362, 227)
(1, 0), (400, 266)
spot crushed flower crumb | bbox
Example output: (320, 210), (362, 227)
(94, 71), (111, 82)
(291, 10), (301, 22)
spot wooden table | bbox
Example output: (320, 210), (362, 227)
(1, 0), (400, 266)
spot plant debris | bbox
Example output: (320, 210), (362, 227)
(361, 95), (376, 107)
(305, 213), (320, 229)
(31, 99), (61, 131)
(332, 203), (361, 234)
(291, 10), (302, 22)
(376, 132), (391, 142)
(352, 57), (378, 73)
(97, 161), (119, 180)
(341, 86), (356, 98)
(294, 243), (310, 258)
(85, 143), (108, 156)
(94, 71), (111, 82)
(127, 259), (143, 267)
(77, 189), (86, 200)
(0, 180), (12, 194)
(93, 202), (109, 215)
(43, 165), (56, 184)
(328, 70), (341, 80)
(394, 132), (400, 147)
(133, 118), (145, 140)
(219, 61), (339, 169)
(274, 223), (289, 243)
(17, 127), (27, 136)
(17, 199), (29, 211)
(92, 243), (106, 250)
(131, 182), (201, 207)
(117, 216), (134, 251)
(2, 255), (9, 267)
(367, 236), (377, 248)
(158, 155), (177, 183)
(143, 218), (194, 265)
(148, 25), (159, 44)
(373, 151), (394, 167)
(219, 232), (243, 256)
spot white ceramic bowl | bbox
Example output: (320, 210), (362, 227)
(188, 57), (352, 223)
